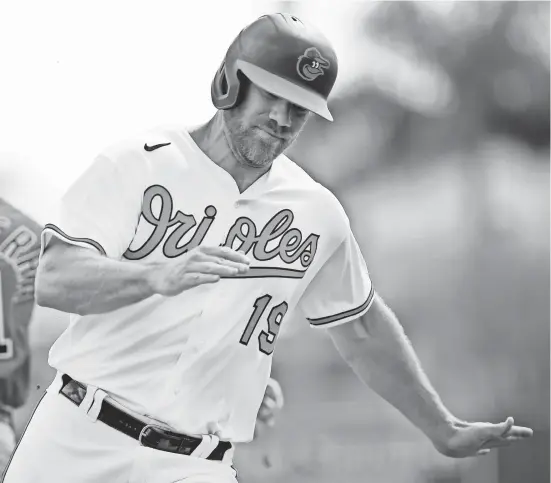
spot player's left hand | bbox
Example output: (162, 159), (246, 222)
(434, 416), (533, 458)
(254, 378), (284, 438)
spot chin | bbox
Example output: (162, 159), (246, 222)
(240, 147), (275, 168)
(244, 153), (273, 168)
(247, 142), (280, 163)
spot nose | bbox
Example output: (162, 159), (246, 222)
(269, 99), (292, 128)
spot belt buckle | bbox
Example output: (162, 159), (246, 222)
(138, 423), (164, 447)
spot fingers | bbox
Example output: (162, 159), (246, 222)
(187, 260), (244, 278)
(257, 379), (284, 428)
(505, 424), (534, 438)
(480, 419), (534, 450)
(186, 273), (221, 286)
(200, 245), (251, 265)
(157, 246), (252, 294)
(490, 418), (533, 439)
(257, 404), (276, 426)
(187, 248), (250, 277)
(483, 431), (533, 447)
(500, 417), (515, 436)
(476, 449), (491, 456)
(265, 378), (284, 409)
(258, 395), (279, 423)
(481, 436), (524, 449)
(210, 256), (250, 274)
(481, 417), (514, 440)
(260, 394), (281, 418)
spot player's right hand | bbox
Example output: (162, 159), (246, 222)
(147, 245), (250, 297)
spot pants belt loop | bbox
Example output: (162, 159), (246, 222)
(79, 384), (98, 416)
(206, 434), (220, 458)
(190, 435), (215, 458)
(86, 388), (108, 422)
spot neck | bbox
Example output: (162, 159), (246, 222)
(189, 112), (272, 194)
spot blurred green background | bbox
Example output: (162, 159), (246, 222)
(9, 1), (550, 483)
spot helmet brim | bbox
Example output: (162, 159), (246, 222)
(237, 60), (333, 122)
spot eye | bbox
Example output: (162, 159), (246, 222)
(292, 104), (309, 117)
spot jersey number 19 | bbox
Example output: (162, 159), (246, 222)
(239, 294), (288, 356)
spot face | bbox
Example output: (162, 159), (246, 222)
(222, 81), (312, 168)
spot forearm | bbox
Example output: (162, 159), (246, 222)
(36, 243), (157, 315)
(330, 294), (456, 446)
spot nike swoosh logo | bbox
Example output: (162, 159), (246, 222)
(144, 142), (171, 152)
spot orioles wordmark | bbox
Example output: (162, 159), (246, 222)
(123, 185), (319, 278)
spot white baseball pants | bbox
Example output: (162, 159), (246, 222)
(2, 373), (238, 483)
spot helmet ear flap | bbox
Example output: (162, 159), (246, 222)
(211, 59), (241, 110)
(219, 62), (229, 96)
(220, 73), (228, 96)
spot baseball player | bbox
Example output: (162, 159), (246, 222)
(0, 198), (42, 473)
(3, 13), (532, 483)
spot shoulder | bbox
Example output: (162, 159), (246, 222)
(100, 125), (175, 162)
(91, 125), (186, 180)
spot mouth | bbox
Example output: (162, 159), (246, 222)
(257, 126), (286, 141)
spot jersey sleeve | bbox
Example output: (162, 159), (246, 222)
(298, 227), (375, 329)
(41, 153), (144, 260)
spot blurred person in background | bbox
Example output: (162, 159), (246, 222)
(3, 12), (535, 483)
(0, 193), (42, 473)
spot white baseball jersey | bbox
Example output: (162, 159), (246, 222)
(40, 126), (374, 442)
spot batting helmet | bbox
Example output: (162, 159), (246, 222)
(211, 13), (338, 121)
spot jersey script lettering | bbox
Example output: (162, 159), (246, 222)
(123, 185), (319, 269)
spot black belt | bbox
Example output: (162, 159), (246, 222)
(59, 374), (231, 461)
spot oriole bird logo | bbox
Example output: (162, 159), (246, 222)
(296, 47), (330, 81)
